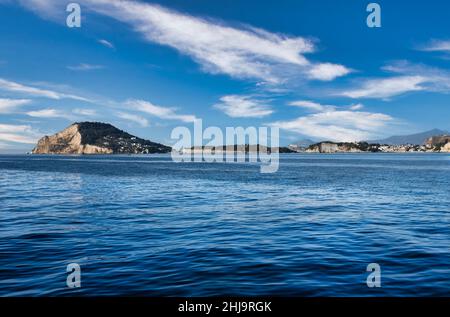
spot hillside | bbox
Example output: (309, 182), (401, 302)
(32, 122), (172, 154)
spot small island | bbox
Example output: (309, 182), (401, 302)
(32, 122), (172, 154)
(181, 145), (296, 154)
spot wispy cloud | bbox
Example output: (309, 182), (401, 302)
(270, 110), (394, 142)
(382, 61), (450, 92)
(339, 61), (450, 99)
(289, 100), (335, 112)
(271, 100), (395, 142)
(0, 98), (32, 113)
(116, 111), (149, 127)
(214, 95), (273, 118)
(349, 103), (364, 110)
(126, 99), (197, 123)
(0, 123), (40, 144)
(67, 63), (105, 71)
(72, 108), (97, 116)
(98, 39), (115, 49)
(26, 108), (73, 120)
(339, 76), (427, 99)
(0, 78), (89, 101)
(419, 39), (450, 52)
(18, 0), (350, 84)
(289, 100), (364, 112)
(27, 107), (97, 121)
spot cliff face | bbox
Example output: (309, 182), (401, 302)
(425, 135), (450, 152)
(306, 142), (378, 153)
(32, 122), (172, 154)
(441, 143), (450, 152)
(426, 135), (450, 146)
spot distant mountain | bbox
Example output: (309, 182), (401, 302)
(32, 122), (172, 154)
(290, 139), (315, 148)
(288, 139), (315, 152)
(367, 129), (449, 145)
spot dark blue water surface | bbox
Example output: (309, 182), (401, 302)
(0, 154), (449, 296)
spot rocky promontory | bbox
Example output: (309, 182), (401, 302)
(32, 122), (171, 154)
(426, 135), (450, 151)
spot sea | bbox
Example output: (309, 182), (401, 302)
(0, 153), (449, 296)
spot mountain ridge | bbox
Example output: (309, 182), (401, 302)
(366, 129), (449, 145)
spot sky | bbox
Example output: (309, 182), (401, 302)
(0, 0), (450, 152)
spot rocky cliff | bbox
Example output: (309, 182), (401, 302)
(306, 142), (379, 153)
(32, 122), (171, 154)
(425, 135), (450, 152)
(426, 135), (450, 146)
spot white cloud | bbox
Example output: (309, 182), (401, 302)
(0, 78), (89, 101)
(98, 39), (115, 49)
(420, 39), (450, 52)
(16, 0), (63, 19)
(339, 61), (450, 100)
(0, 98), (32, 113)
(85, 0), (312, 84)
(116, 111), (149, 127)
(67, 63), (105, 71)
(126, 99), (197, 123)
(0, 123), (40, 144)
(72, 108), (97, 116)
(0, 123), (34, 133)
(270, 110), (394, 142)
(26, 108), (72, 120)
(214, 95), (273, 118)
(349, 103), (364, 110)
(307, 63), (351, 81)
(289, 100), (335, 112)
(18, 0), (350, 84)
(271, 99), (393, 142)
(0, 133), (37, 144)
(339, 75), (427, 99)
(382, 61), (450, 92)
(27, 107), (97, 121)
(290, 100), (365, 112)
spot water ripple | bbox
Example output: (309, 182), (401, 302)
(0, 154), (449, 296)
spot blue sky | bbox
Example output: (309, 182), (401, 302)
(1, 0), (450, 152)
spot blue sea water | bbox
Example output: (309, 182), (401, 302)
(0, 153), (449, 297)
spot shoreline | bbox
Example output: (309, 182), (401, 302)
(1, 152), (448, 156)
